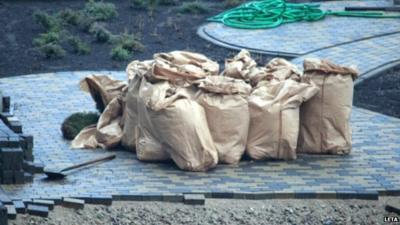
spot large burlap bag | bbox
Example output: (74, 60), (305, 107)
(120, 61), (149, 151)
(247, 79), (319, 160)
(152, 51), (219, 82)
(147, 85), (218, 171)
(71, 96), (124, 149)
(249, 58), (301, 86)
(222, 49), (257, 82)
(297, 58), (358, 155)
(80, 75), (126, 112)
(135, 78), (170, 161)
(196, 76), (251, 164)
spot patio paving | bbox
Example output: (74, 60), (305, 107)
(0, 71), (399, 200)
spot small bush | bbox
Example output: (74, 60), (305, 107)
(77, 14), (96, 32)
(58, 9), (82, 25)
(38, 43), (66, 59)
(33, 10), (62, 31)
(33, 31), (60, 46)
(178, 2), (208, 14)
(89, 23), (112, 43)
(68, 36), (91, 55)
(224, 0), (245, 8)
(61, 112), (99, 140)
(110, 45), (130, 61)
(113, 33), (144, 52)
(84, 0), (118, 21)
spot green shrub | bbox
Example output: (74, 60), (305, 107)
(68, 36), (91, 55)
(38, 43), (66, 59)
(224, 0), (245, 8)
(33, 31), (60, 46)
(113, 33), (144, 52)
(110, 45), (130, 61)
(33, 10), (62, 31)
(61, 112), (99, 140)
(77, 14), (96, 32)
(89, 23), (112, 43)
(58, 9), (82, 25)
(84, 0), (118, 21)
(178, 2), (208, 14)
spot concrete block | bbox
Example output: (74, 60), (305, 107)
(27, 204), (48, 217)
(9, 121), (22, 134)
(386, 199), (400, 215)
(24, 172), (33, 183)
(62, 198), (84, 209)
(162, 193), (183, 202)
(14, 170), (25, 184)
(12, 200), (26, 214)
(32, 199), (55, 210)
(0, 202), (8, 225)
(84, 196), (112, 205)
(5, 205), (16, 220)
(1, 148), (23, 170)
(1, 171), (14, 184)
(183, 194), (205, 205)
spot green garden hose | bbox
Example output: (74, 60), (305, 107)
(208, 0), (400, 29)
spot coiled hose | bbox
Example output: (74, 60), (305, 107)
(208, 0), (400, 29)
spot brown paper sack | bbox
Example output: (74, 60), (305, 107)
(297, 58), (358, 155)
(196, 76), (251, 164)
(71, 96), (124, 149)
(135, 78), (170, 161)
(249, 58), (301, 86)
(222, 49), (257, 82)
(120, 61), (147, 151)
(147, 85), (218, 171)
(152, 51), (219, 82)
(247, 79), (319, 160)
(80, 75), (126, 111)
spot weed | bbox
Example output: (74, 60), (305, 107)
(58, 9), (82, 25)
(89, 22), (112, 43)
(33, 31), (61, 46)
(113, 33), (144, 52)
(110, 45), (131, 61)
(178, 2), (208, 14)
(84, 0), (118, 21)
(38, 43), (66, 59)
(61, 112), (99, 140)
(77, 14), (96, 32)
(33, 10), (62, 31)
(129, 0), (147, 9)
(68, 36), (91, 55)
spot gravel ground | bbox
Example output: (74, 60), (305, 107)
(10, 197), (399, 225)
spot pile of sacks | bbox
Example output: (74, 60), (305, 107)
(71, 50), (358, 172)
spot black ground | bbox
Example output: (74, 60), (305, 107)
(0, 0), (399, 118)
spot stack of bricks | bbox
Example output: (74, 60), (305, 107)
(0, 94), (40, 185)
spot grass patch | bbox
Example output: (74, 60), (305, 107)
(178, 1), (208, 14)
(38, 43), (66, 59)
(89, 23), (112, 43)
(68, 36), (91, 55)
(110, 45), (131, 61)
(61, 112), (100, 140)
(33, 31), (61, 46)
(33, 10), (62, 31)
(110, 33), (144, 61)
(58, 9), (82, 25)
(84, 0), (118, 21)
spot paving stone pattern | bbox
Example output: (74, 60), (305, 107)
(0, 71), (399, 200)
(198, 0), (400, 77)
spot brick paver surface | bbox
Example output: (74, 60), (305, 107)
(0, 71), (399, 199)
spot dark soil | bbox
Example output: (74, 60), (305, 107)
(354, 66), (400, 118)
(0, 0), (270, 77)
